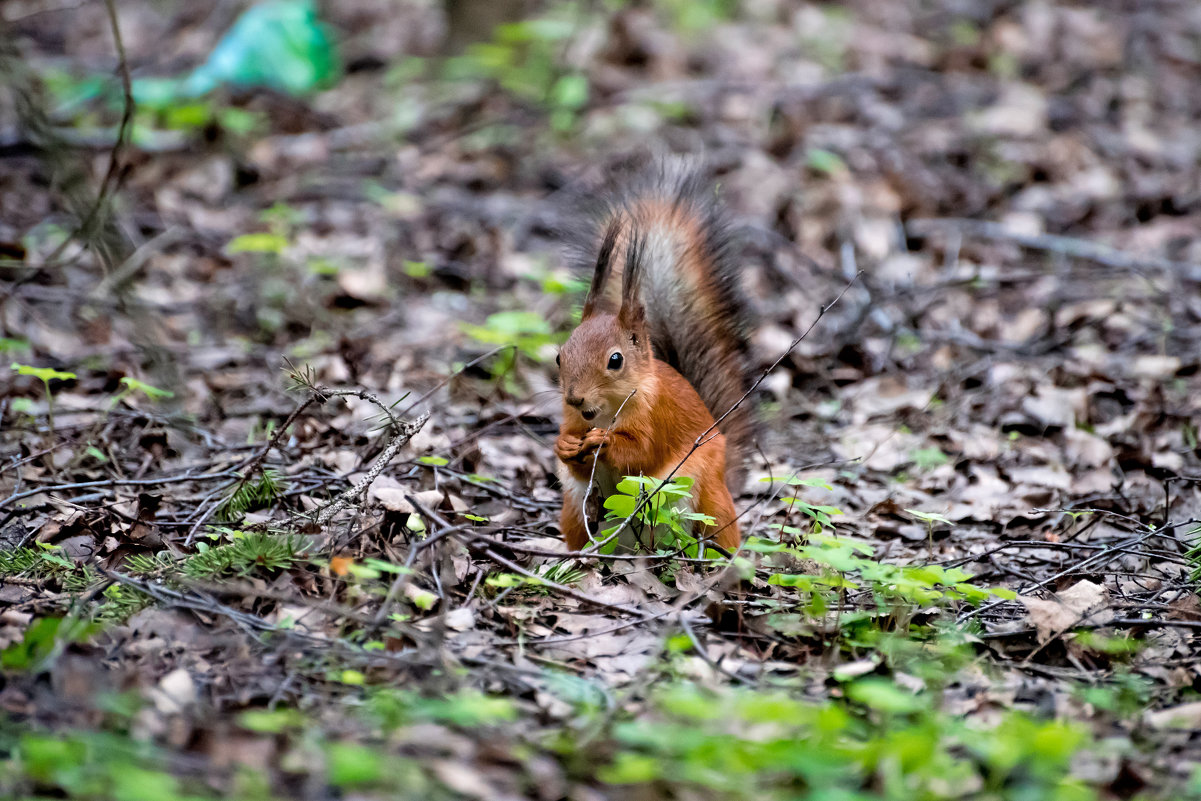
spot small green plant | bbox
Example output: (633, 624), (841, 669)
(755, 532), (1016, 630)
(96, 583), (153, 621)
(1182, 421), (1198, 450)
(805, 147), (848, 177)
(185, 530), (309, 578)
(484, 561), (584, 597)
(109, 376), (175, 408)
(0, 337), (30, 355)
(581, 681), (1097, 800)
(460, 310), (562, 363)
(656, 0), (739, 33)
(226, 231), (288, 256)
(767, 475), (844, 537)
(539, 560), (586, 586)
(1186, 526), (1201, 581)
(600, 475), (718, 557)
(364, 688), (517, 732)
(910, 446), (949, 472)
(1072, 670), (1154, 717)
(519, 257), (588, 296)
(216, 468), (285, 522)
(1, 616), (98, 673)
(907, 508), (953, 550)
(11, 362), (76, 432)
(444, 10), (589, 133)
(0, 544), (96, 592)
(2, 728), (204, 799)
(460, 310), (564, 393)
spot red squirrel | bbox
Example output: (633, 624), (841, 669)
(554, 170), (752, 551)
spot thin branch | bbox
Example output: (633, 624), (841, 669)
(44, 0), (135, 270)
(907, 218), (1201, 282)
(314, 412), (430, 526)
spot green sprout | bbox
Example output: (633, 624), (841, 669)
(11, 362), (76, 433)
(110, 376), (175, 408)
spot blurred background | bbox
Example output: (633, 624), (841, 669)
(5, 3), (1201, 797)
(3, 0), (1200, 522)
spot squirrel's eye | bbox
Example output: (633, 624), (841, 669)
(607, 352), (623, 370)
(555, 353), (560, 367)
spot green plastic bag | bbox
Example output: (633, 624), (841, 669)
(133, 0), (339, 107)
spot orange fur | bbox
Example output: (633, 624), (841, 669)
(557, 359), (740, 551)
(566, 184), (754, 494)
(556, 204), (743, 551)
(555, 169), (752, 552)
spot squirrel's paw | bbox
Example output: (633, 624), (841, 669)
(554, 432), (586, 463)
(556, 429), (608, 463)
(575, 428), (609, 459)
(580, 428), (607, 447)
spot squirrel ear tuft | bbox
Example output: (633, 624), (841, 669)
(617, 229), (647, 331)
(582, 217), (622, 320)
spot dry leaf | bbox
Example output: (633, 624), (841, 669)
(1019, 580), (1111, 643)
(147, 668), (196, 715)
(1144, 701), (1201, 731)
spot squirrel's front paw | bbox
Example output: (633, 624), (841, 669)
(556, 429), (608, 463)
(554, 433), (584, 463)
(575, 428), (608, 459)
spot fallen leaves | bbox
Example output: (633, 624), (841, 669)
(1019, 580), (1111, 644)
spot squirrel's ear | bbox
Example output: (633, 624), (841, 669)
(617, 230), (646, 331)
(581, 218), (622, 320)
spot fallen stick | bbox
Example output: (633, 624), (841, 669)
(907, 217), (1201, 281)
(315, 412), (430, 526)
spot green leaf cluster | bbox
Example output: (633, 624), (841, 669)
(585, 682), (1098, 801)
(445, 11), (588, 132)
(600, 475), (718, 557)
(460, 310), (563, 362)
(762, 532), (1016, 609)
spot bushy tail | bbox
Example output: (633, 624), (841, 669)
(567, 163), (755, 491)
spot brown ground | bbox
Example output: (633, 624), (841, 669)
(3, 1), (1201, 798)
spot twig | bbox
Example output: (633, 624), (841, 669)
(476, 541), (651, 619)
(907, 218), (1201, 282)
(1, 469), (239, 511)
(314, 412), (430, 526)
(395, 345), (516, 419)
(184, 391), (332, 544)
(319, 387), (402, 432)
(679, 614), (748, 685)
(89, 227), (184, 299)
(407, 496), (651, 620)
(43, 0), (135, 270)
(368, 520), (474, 631)
(580, 389), (637, 547)
(959, 529), (1161, 623)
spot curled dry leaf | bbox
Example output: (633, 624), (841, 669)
(1019, 579), (1111, 643)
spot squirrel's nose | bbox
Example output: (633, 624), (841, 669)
(566, 394), (584, 408)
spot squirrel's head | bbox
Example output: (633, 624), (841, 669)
(557, 221), (652, 428)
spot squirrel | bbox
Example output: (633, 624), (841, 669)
(553, 168), (753, 552)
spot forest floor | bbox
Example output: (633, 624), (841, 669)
(3, 1), (1201, 799)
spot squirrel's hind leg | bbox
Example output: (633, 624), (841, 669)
(697, 472), (740, 551)
(560, 482), (589, 551)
